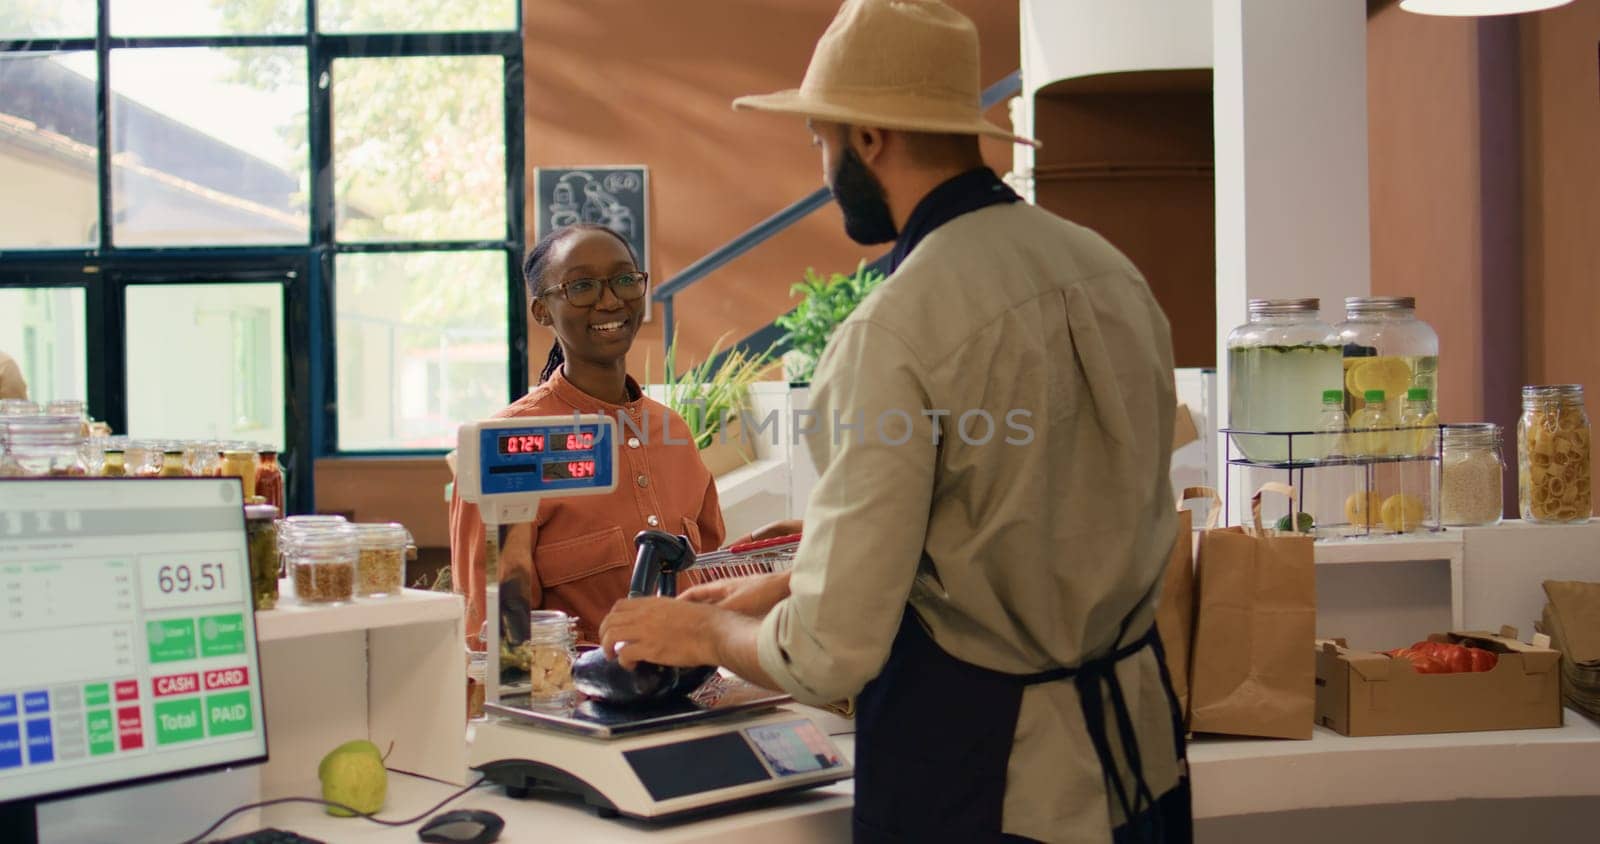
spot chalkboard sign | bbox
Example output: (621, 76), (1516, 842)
(534, 166), (651, 320)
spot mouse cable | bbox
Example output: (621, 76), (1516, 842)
(177, 774), (489, 844)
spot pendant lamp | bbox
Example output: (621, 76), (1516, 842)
(1400, 0), (1573, 15)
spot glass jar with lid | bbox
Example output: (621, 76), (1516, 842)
(255, 448), (285, 512)
(1440, 424), (1505, 526)
(353, 522), (408, 598)
(279, 514), (349, 574)
(1226, 298), (1344, 463)
(1518, 385), (1592, 525)
(102, 448), (127, 477)
(219, 449), (258, 499)
(0, 416), (89, 477)
(290, 523), (357, 604)
(524, 610), (577, 709)
(1335, 297), (1440, 418)
(245, 504), (281, 610)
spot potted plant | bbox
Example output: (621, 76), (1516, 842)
(647, 331), (775, 477)
(774, 260), (887, 384)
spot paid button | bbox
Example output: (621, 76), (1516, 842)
(204, 691), (254, 737)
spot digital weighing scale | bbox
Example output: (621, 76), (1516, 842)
(455, 414), (853, 820)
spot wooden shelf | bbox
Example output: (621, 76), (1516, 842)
(254, 581), (462, 642)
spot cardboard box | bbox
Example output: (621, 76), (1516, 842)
(1315, 627), (1563, 737)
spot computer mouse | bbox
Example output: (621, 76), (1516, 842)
(417, 809), (504, 844)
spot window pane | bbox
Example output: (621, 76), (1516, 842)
(0, 0), (95, 39)
(111, 48), (309, 247)
(333, 56), (505, 242)
(112, 0), (304, 37)
(0, 53), (98, 249)
(336, 252), (507, 450)
(0, 287), (87, 404)
(125, 283), (286, 450)
(318, 0), (515, 33)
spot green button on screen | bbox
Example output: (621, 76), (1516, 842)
(87, 709), (115, 755)
(147, 619), (197, 664)
(199, 614), (246, 658)
(154, 698), (205, 745)
(204, 691), (254, 737)
(84, 683), (110, 707)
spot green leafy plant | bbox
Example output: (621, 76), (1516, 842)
(774, 260), (887, 383)
(647, 331), (774, 450)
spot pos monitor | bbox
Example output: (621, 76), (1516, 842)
(0, 478), (268, 843)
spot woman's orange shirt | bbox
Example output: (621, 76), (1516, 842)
(448, 368), (725, 643)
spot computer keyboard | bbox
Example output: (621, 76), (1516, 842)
(209, 828), (327, 844)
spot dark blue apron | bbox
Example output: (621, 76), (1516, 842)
(851, 606), (1191, 843)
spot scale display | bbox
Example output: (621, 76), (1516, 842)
(469, 418), (616, 499)
(0, 479), (267, 804)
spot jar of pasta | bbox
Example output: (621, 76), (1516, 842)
(1440, 423), (1504, 526)
(1518, 385), (1592, 524)
(523, 610), (577, 710)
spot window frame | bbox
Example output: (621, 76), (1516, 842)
(0, 1), (528, 511)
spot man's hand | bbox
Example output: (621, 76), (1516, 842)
(678, 571), (792, 617)
(601, 597), (723, 669)
(729, 519), (803, 546)
(599, 596), (780, 690)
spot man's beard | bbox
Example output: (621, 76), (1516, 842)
(831, 146), (898, 245)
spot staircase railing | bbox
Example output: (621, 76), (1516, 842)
(653, 70), (1023, 370)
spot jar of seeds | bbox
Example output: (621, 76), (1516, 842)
(353, 522), (407, 598)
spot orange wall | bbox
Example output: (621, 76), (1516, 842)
(1521, 0), (1600, 392)
(521, 0), (1020, 378)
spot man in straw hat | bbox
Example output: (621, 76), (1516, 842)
(601, 1), (1189, 841)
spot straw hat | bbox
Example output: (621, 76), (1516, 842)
(733, 0), (1038, 147)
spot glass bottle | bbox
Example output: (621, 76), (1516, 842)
(220, 449), (259, 500)
(1316, 389), (1349, 462)
(1441, 423), (1504, 527)
(159, 446), (188, 478)
(1518, 385), (1592, 525)
(1226, 298), (1343, 464)
(255, 449), (285, 512)
(1397, 387), (1437, 457)
(290, 523), (357, 605)
(353, 522), (408, 598)
(245, 504), (281, 610)
(525, 610), (577, 710)
(102, 449), (127, 477)
(1349, 390), (1393, 458)
(1, 416), (89, 477)
(1335, 297), (1440, 419)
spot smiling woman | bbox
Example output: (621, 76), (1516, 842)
(448, 224), (726, 649)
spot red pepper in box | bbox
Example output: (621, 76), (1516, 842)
(1467, 647), (1498, 672)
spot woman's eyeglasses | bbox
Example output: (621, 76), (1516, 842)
(538, 271), (649, 308)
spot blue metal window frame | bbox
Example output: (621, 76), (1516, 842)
(0, 1), (528, 512)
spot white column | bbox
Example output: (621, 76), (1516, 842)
(1213, 0), (1372, 418)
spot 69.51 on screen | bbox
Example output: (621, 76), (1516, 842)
(140, 552), (243, 610)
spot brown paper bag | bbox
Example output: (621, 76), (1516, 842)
(1188, 483), (1316, 739)
(1154, 488), (1219, 726)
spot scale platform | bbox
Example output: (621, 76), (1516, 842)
(472, 676), (853, 821)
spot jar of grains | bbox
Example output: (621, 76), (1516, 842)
(353, 522), (407, 598)
(1519, 385), (1593, 524)
(291, 523), (357, 604)
(523, 610), (577, 710)
(1440, 424), (1504, 526)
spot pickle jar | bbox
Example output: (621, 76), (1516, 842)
(289, 523), (357, 605)
(245, 504), (281, 610)
(1440, 424), (1504, 527)
(1225, 299), (1343, 464)
(525, 610), (577, 709)
(1335, 297), (1440, 416)
(353, 522), (407, 598)
(1518, 385), (1592, 525)
(1, 416), (89, 477)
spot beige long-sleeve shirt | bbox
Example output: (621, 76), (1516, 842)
(756, 201), (1181, 843)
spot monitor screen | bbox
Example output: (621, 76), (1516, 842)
(0, 478), (267, 805)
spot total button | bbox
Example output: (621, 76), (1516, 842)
(636, 474), (649, 488)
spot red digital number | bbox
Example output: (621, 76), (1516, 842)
(572, 460), (595, 477)
(565, 432), (593, 450)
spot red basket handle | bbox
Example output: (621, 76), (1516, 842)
(728, 533), (802, 554)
